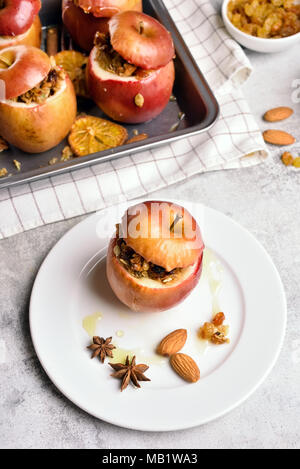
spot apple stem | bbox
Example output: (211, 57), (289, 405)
(138, 21), (145, 35)
(170, 214), (183, 233)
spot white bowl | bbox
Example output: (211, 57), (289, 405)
(222, 0), (300, 53)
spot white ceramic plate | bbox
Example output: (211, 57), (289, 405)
(30, 199), (286, 431)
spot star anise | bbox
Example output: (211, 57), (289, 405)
(109, 355), (151, 392)
(87, 336), (116, 363)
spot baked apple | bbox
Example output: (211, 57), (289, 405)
(62, 0), (143, 51)
(0, 45), (77, 153)
(0, 0), (41, 51)
(87, 11), (175, 124)
(106, 201), (204, 313)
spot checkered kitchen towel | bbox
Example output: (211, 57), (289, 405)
(0, 0), (268, 239)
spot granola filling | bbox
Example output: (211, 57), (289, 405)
(12, 67), (65, 104)
(95, 33), (150, 78)
(114, 235), (182, 284)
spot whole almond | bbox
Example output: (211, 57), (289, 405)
(156, 329), (187, 356)
(170, 353), (200, 383)
(264, 107), (293, 122)
(263, 130), (295, 146)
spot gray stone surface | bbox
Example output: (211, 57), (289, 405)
(0, 0), (299, 449)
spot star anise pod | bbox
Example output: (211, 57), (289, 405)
(109, 355), (151, 392)
(87, 336), (116, 363)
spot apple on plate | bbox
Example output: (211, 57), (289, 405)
(62, 0), (143, 52)
(106, 201), (204, 313)
(87, 10), (175, 124)
(0, 0), (41, 51)
(0, 45), (77, 153)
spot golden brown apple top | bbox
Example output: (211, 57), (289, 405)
(120, 201), (204, 272)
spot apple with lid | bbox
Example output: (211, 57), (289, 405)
(0, 45), (77, 153)
(62, 0), (143, 52)
(106, 201), (205, 313)
(87, 10), (175, 124)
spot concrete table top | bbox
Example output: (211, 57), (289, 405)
(0, 0), (299, 449)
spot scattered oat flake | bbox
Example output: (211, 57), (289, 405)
(61, 145), (73, 161)
(126, 133), (148, 144)
(281, 152), (294, 166)
(293, 157), (300, 168)
(13, 160), (21, 171)
(0, 136), (8, 152)
(0, 168), (8, 177)
(48, 157), (58, 165)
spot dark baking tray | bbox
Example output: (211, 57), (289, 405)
(0, 0), (219, 189)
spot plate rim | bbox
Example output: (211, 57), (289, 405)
(29, 198), (287, 432)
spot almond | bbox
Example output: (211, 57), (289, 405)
(263, 130), (295, 146)
(264, 107), (293, 122)
(170, 353), (200, 383)
(156, 329), (187, 356)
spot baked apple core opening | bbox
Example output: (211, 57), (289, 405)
(94, 32), (150, 78)
(114, 234), (184, 285)
(10, 66), (65, 104)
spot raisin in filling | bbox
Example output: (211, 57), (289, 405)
(114, 236), (182, 284)
(12, 67), (65, 104)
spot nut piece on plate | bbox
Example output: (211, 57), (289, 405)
(54, 50), (89, 98)
(0, 0), (41, 51)
(199, 313), (230, 345)
(263, 130), (296, 146)
(106, 201), (204, 312)
(170, 353), (200, 383)
(68, 115), (128, 157)
(264, 107), (294, 123)
(87, 11), (175, 123)
(156, 329), (187, 356)
(62, 0), (143, 52)
(0, 45), (77, 153)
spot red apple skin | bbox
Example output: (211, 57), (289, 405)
(87, 49), (175, 123)
(109, 11), (175, 70)
(0, 0), (41, 36)
(106, 237), (203, 313)
(0, 15), (41, 51)
(0, 74), (77, 153)
(76, 0), (143, 17)
(0, 45), (51, 100)
(62, 0), (142, 51)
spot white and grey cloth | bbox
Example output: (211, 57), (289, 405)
(0, 0), (268, 239)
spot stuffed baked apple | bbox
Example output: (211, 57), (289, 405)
(106, 201), (204, 313)
(0, 0), (41, 51)
(87, 11), (175, 124)
(0, 45), (77, 153)
(62, 0), (143, 52)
